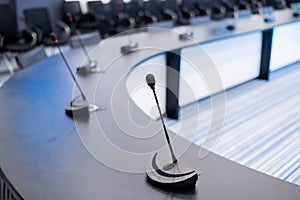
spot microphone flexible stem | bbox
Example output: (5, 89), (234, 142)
(76, 30), (92, 64)
(57, 44), (86, 100)
(152, 89), (177, 163)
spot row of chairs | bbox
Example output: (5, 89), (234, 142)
(2, 0), (300, 51)
(1, 0), (300, 72)
(1, 0), (299, 51)
(0, 2), (103, 74)
(62, 0), (300, 37)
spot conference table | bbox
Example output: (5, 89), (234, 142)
(0, 8), (300, 200)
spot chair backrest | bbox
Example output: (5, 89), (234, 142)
(23, 8), (52, 36)
(63, 1), (82, 16)
(0, 4), (18, 42)
(123, 0), (141, 14)
(0, 167), (24, 200)
(16, 45), (47, 69)
(142, 0), (163, 17)
(161, 0), (179, 12)
(88, 0), (119, 16)
(88, 1), (105, 17)
(202, 0), (222, 8)
(102, 0), (119, 20)
(181, 0), (197, 9)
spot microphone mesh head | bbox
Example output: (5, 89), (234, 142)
(146, 74), (155, 89)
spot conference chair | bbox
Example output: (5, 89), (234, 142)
(266, 0), (287, 9)
(221, 0), (239, 18)
(121, 0), (145, 28)
(246, 0), (264, 14)
(63, 1), (99, 33)
(210, 3), (227, 20)
(86, 1), (113, 37)
(161, 0), (191, 25)
(180, 0), (211, 25)
(0, 167), (23, 200)
(23, 8), (71, 46)
(237, 0), (252, 10)
(88, 0), (135, 35)
(141, 0), (177, 23)
(0, 4), (37, 52)
(103, 0), (136, 33)
(181, 0), (210, 17)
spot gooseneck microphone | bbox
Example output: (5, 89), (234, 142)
(67, 13), (100, 75)
(145, 74), (199, 189)
(50, 33), (86, 100)
(50, 33), (100, 118)
(76, 29), (95, 65)
(146, 74), (177, 163)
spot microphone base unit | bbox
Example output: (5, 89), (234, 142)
(226, 17), (237, 31)
(120, 42), (138, 54)
(260, 6), (275, 23)
(226, 24), (236, 31)
(264, 16), (275, 23)
(146, 153), (199, 189)
(77, 61), (103, 75)
(291, 3), (300, 17)
(179, 30), (194, 41)
(65, 95), (101, 118)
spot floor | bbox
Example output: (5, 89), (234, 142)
(167, 62), (300, 185)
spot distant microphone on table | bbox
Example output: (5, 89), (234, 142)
(120, 37), (138, 54)
(179, 28), (194, 41)
(291, 3), (300, 17)
(260, 6), (275, 23)
(145, 74), (199, 189)
(66, 13), (101, 75)
(50, 33), (100, 118)
(226, 8), (238, 31)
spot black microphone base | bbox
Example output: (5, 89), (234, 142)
(179, 32), (194, 41)
(264, 16), (275, 23)
(146, 153), (199, 189)
(65, 96), (100, 118)
(120, 42), (138, 54)
(77, 61), (103, 75)
(226, 24), (236, 31)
